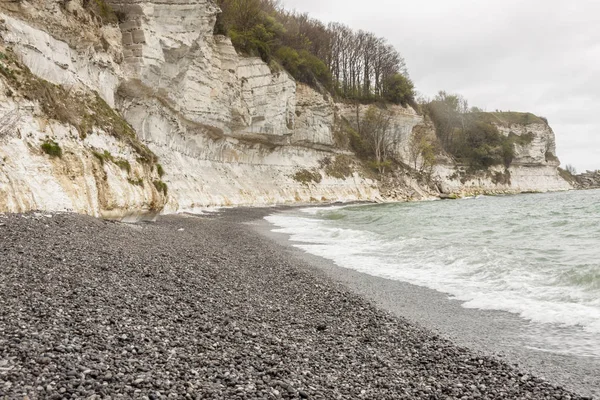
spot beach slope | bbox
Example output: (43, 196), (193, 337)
(0, 210), (589, 399)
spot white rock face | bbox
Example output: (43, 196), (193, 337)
(432, 120), (570, 194)
(112, 0), (296, 137)
(338, 102), (425, 162)
(0, 8), (165, 219)
(110, 0), (379, 211)
(0, 92), (165, 219)
(0, 0), (572, 217)
(0, 2), (380, 217)
(121, 96), (379, 212)
(496, 122), (560, 166)
(0, 13), (121, 107)
(434, 164), (571, 195)
(293, 84), (336, 146)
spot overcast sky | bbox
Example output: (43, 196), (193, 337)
(281, 0), (599, 172)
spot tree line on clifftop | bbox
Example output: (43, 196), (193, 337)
(214, 0), (415, 106)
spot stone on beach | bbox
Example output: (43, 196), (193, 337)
(0, 210), (591, 399)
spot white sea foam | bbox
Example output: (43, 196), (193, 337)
(298, 205), (351, 215)
(266, 191), (600, 358)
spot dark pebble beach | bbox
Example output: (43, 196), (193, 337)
(0, 209), (592, 399)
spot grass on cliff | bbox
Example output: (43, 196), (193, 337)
(153, 180), (168, 195)
(507, 132), (534, 146)
(156, 164), (165, 178)
(92, 150), (114, 165)
(92, 150), (132, 173)
(0, 47), (156, 164)
(293, 169), (322, 185)
(41, 140), (62, 158)
(128, 177), (144, 186)
(473, 111), (546, 127)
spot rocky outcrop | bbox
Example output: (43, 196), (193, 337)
(293, 84), (337, 147)
(496, 122), (560, 167)
(432, 121), (570, 196)
(0, 12), (167, 219)
(0, 0), (572, 218)
(574, 171), (600, 189)
(434, 164), (570, 196)
(111, 0), (296, 139)
(0, 4), (122, 106)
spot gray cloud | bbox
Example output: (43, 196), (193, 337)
(281, 0), (600, 172)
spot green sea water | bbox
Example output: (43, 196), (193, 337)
(267, 190), (600, 358)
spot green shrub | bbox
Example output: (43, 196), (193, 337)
(153, 180), (168, 195)
(297, 50), (332, 89)
(156, 163), (165, 178)
(273, 46), (332, 89)
(426, 98), (524, 169)
(367, 160), (393, 173)
(92, 150), (113, 165)
(127, 178), (144, 186)
(453, 123), (512, 169)
(348, 126), (370, 160)
(293, 169), (322, 185)
(275, 46), (301, 77)
(383, 73), (415, 106)
(508, 132), (534, 146)
(41, 140), (62, 158)
(228, 15), (283, 63)
(491, 170), (511, 185)
(115, 159), (131, 173)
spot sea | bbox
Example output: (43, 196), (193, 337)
(265, 190), (600, 361)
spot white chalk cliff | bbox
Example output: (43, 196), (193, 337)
(434, 121), (569, 196)
(0, 0), (570, 218)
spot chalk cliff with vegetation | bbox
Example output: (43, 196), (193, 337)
(0, 0), (570, 218)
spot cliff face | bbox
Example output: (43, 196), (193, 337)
(0, 9), (166, 220)
(0, 0), (570, 218)
(108, 0), (380, 212)
(434, 121), (570, 196)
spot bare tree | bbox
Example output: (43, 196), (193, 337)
(361, 106), (396, 173)
(409, 129), (424, 170)
(217, 1), (412, 102)
(409, 126), (438, 177)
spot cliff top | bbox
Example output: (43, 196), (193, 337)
(475, 111), (547, 127)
